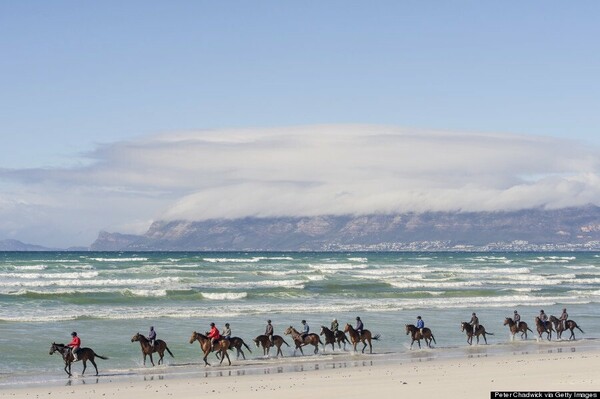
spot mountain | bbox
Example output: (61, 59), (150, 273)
(90, 205), (600, 251)
(0, 239), (56, 251)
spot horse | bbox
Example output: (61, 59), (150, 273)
(344, 324), (381, 354)
(227, 337), (252, 360)
(320, 326), (350, 351)
(405, 324), (436, 349)
(460, 322), (493, 345)
(253, 334), (289, 357)
(503, 317), (533, 340)
(131, 332), (174, 366)
(549, 315), (585, 340)
(49, 342), (108, 377)
(284, 326), (323, 355)
(534, 317), (554, 341)
(189, 331), (231, 366)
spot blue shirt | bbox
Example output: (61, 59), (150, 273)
(302, 324), (309, 334)
(416, 320), (424, 329)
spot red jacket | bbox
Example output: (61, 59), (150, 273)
(207, 326), (220, 340)
(68, 336), (81, 348)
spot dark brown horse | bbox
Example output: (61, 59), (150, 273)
(284, 326), (323, 355)
(344, 324), (381, 354)
(534, 317), (554, 341)
(320, 326), (350, 351)
(227, 336), (252, 360)
(460, 322), (493, 345)
(405, 324), (436, 349)
(503, 317), (533, 340)
(253, 334), (289, 357)
(49, 342), (108, 377)
(131, 332), (174, 366)
(189, 331), (231, 366)
(549, 315), (585, 340)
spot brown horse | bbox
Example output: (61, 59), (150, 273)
(253, 334), (289, 357)
(320, 326), (350, 351)
(227, 336), (252, 360)
(460, 322), (493, 345)
(284, 326), (323, 355)
(131, 332), (174, 366)
(344, 324), (381, 354)
(405, 324), (436, 349)
(49, 342), (108, 377)
(189, 331), (231, 366)
(534, 317), (554, 341)
(549, 315), (585, 340)
(503, 317), (533, 340)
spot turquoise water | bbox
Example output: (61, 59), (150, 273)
(1, 251), (599, 386)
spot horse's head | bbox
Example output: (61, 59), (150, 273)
(49, 342), (58, 355)
(344, 323), (351, 333)
(460, 322), (467, 332)
(253, 337), (260, 347)
(504, 317), (512, 325)
(189, 331), (198, 344)
(320, 326), (326, 335)
(131, 332), (141, 342)
(405, 324), (412, 335)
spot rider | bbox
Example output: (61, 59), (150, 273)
(222, 323), (232, 339)
(416, 316), (425, 335)
(469, 312), (479, 334)
(207, 322), (221, 351)
(559, 308), (569, 331)
(67, 331), (81, 361)
(539, 309), (549, 331)
(513, 310), (521, 329)
(331, 318), (339, 332)
(301, 320), (309, 340)
(148, 326), (157, 350)
(265, 320), (274, 344)
(356, 316), (364, 336)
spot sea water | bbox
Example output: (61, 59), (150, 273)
(1, 251), (599, 387)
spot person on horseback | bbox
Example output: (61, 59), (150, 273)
(416, 316), (425, 334)
(265, 320), (274, 344)
(301, 320), (309, 340)
(207, 322), (221, 351)
(67, 331), (81, 361)
(560, 308), (568, 331)
(222, 323), (231, 339)
(356, 316), (364, 336)
(331, 318), (339, 332)
(539, 310), (549, 330)
(469, 312), (479, 334)
(148, 326), (157, 349)
(513, 310), (521, 329)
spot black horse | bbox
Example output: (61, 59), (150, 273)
(49, 342), (108, 377)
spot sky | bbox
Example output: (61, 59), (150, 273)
(1, 1), (600, 247)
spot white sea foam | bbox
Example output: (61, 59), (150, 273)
(12, 265), (47, 271)
(0, 276), (182, 288)
(348, 257), (368, 262)
(124, 289), (168, 297)
(201, 292), (248, 300)
(0, 271), (99, 279)
(389, 280), (484, 289)
(565, 265), (597, 270)
(203, 257), (261, 263)
(308, 263), (368, 271)
(194, 279), (305, 289)
(88, 257), (148, 262)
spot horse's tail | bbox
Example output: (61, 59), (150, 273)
(281, 338), (290, 347)
(431, 334), (437, 344)
(94, 352), (109, 360)
(527, 327), (534, 333)
(576, 326), (585, 334)
(165, 345), (174, 358)
(372, 333), (381, 341)
(487, 332), (494, 335)
(242, 341), (252, 353)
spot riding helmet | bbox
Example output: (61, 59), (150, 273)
(301, 320), (306, 323)
(210, 322), (215, 326)
(356, 317), (360, 320)
(71, 332), (77, 336)
(267, 320), (271, 323)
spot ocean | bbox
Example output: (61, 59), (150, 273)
(1, 251), (599, 387)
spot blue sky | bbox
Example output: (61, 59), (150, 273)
(1, 2), (600, 246)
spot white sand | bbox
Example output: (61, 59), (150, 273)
(2, 350), (599, 399)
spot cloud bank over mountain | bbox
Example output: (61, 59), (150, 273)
(1, 125), (599, 246)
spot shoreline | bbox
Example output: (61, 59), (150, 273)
(1, 347), (599, 398)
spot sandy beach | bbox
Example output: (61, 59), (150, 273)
(2, 349), (598, 399)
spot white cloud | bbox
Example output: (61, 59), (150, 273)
(1, 124), (600, 247)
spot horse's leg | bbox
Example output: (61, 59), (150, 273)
(64, 361), (71, 377)
(149, 353), (155, 367)
(482, 333), (487, 345)
(90, 358), (99, 376)
(81, 360), (87, 376)
(362, 339), (367, 354)
(314, 343), (319, 355)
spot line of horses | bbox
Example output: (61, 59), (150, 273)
(49, 315), (585, 377)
